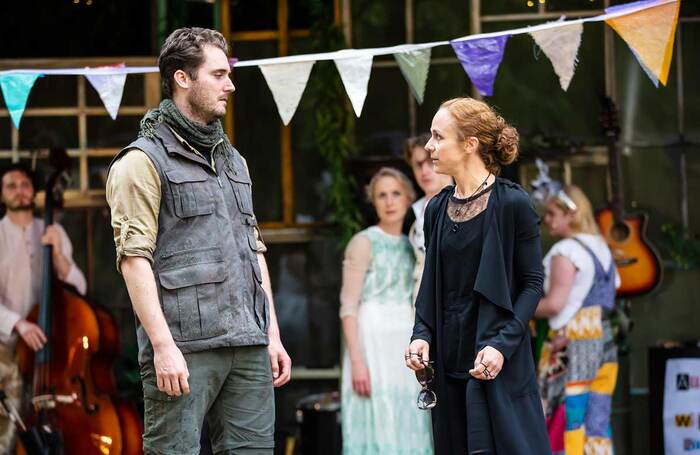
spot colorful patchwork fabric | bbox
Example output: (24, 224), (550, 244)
(565, 306), (603, 340)
(539, 310), (618, 454)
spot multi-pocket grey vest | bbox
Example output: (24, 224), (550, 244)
(113, 123), (268, 363)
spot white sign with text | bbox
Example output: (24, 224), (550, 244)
(664, 358), (700, 454)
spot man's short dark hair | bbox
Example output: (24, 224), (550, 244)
(403, 133), (431, 164)
(158, 27), (229, 99)
(0, 163), (36, 190)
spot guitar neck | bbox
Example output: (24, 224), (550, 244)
(607, 131), (625, 223)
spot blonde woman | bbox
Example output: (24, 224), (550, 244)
(536, 185), (620, 455)
(340, 167), (432, 455)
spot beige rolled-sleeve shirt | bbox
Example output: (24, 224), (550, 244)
(106, 138), (266, 272)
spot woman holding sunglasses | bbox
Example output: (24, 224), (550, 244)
(405, 97), (551, 454)
(340, 167), (433, 455)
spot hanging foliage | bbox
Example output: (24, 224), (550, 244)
(306, 0), (364, 246)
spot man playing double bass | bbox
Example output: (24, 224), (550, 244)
(0, 163), (87, 451)
(106, 27), (291, 454)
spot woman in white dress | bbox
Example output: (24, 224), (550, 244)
(340, 167), (433, 455)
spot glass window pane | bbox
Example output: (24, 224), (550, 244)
(416, 64), (471, 134)
(25, 76), (77, 108)
(289, 38), (334, 224)
(486, 21), (605, 142)
(289, 0), (313, 29)
(55, 209), (87, 274)
(355, 67), (410, 157)
(19, 117), (79, 149)
(230, 0), (277, 31)
(17, 155), (81, 192)
(87, 116), (141, 148)
(86, 74), (145, 107)
(184, 2), (215, 28)
(352, 0), (405, 49)
(482, 0), (532, 15)
(681, 0), (700, 15)
(266, 241), (341, 368)
(415, 0), (469, 59)
(88, 156), (113, 190)
(0, 2), (151, 58)
(545, 0), (604, 13)
(0, 118), (10, 150)
(233, 40), (282, 222)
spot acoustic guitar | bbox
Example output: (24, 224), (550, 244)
(595, 97), (662, 298)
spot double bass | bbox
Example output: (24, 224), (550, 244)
(16, 150), (126, 454)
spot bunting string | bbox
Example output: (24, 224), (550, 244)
(0, 0), (680, 126)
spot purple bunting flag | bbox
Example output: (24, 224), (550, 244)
(450, 35), (510, 97)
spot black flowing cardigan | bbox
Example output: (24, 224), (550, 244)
(412, 178), (552, 455)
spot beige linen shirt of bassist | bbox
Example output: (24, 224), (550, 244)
(106, 129), (267, 272)
(0, 217), (87, 348)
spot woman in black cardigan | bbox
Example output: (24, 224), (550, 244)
(405, 97), (551, 455)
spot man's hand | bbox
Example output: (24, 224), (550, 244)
(41, 225), (63, 256)
(153, 341), (190, 397)
(14, 319), (47, 352)
(268, 336), (291, 387)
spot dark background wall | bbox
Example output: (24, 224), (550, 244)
(2, 1), (699, 454)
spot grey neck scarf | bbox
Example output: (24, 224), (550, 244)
(139, 98), (234, 169)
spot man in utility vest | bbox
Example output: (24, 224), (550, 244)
(106, 27), (291, 454)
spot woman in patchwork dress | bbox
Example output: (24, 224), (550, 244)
(340, 167), (433, 455)
(535, 185), (620, 455)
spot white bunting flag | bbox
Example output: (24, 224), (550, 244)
(85, 63), (127, 120)
(259, 61), (315, 125)
(394, 48), (431, 104)
(334, 55), (373, 117)
(530, 22), (583, 91)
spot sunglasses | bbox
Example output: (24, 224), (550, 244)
(415, 361), (437, 410)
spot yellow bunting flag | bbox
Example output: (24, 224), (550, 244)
(605, 0), (681, 86)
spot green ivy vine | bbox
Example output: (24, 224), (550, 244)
(306, 0), (364, 247)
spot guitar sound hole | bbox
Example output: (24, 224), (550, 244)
(611, 222), (630, 242)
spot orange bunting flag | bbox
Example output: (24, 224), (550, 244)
(605, 0), (681, 87)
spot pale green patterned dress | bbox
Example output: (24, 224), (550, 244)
(341, 226), (433, 455)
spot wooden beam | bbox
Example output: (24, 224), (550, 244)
(78, 77), (88, 193)
(231, 29), (310, 41)
(481, 10), (602, 22)
(469, 0), (482, 100)
(0, 106), (149, 117)
(342, 0), (352, 47)
(0, 57), (156, 69)
(220, 0), (235, 145)
(278, 0), (294, 226)
(406, 0), (416, 136)
(144, 73), (161, 108)
(334, 0), (342, 26)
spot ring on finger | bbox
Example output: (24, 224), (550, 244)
(483, 367), (492, 378)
